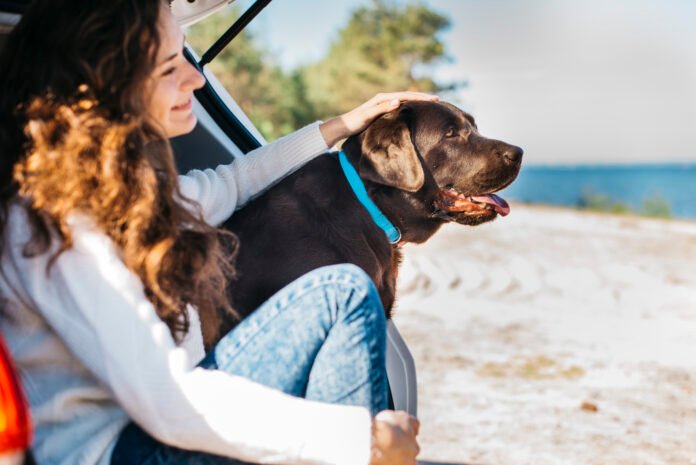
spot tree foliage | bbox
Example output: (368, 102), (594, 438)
(301, 0), (451, 119)
(186, 1), (451, 139)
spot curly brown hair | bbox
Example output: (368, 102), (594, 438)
(0, 0), (239, 347)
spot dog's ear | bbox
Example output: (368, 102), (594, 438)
(359, 109), (425, 192)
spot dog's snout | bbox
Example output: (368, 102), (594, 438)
(500, 145), (523, 165)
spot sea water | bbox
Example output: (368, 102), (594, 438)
(500, 163), (696, 219)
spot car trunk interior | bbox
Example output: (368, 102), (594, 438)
(0, 15), (16, 55)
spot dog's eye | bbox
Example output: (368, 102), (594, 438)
(445, 128), (457, 138)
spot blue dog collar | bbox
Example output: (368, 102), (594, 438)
(337, 150), (402, 244)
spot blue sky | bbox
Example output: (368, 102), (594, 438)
(228, 0), (696, 165)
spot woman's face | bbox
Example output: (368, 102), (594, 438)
(148, 4), (205, 138)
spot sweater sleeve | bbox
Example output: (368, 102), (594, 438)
(17, 213), (371, 465)
(178, 121), (329, 226)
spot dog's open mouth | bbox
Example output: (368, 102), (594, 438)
(434, 188), (510, 217)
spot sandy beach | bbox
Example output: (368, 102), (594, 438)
(394, 203), (696, 465)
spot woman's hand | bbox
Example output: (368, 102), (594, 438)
(370, 410), (420, 465)
(319, 92), (439, 148)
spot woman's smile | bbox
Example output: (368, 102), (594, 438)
(172, 98), (193, 112)
(148, 4), (205, 137)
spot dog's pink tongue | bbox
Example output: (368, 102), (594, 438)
(471, 194), (510, 216)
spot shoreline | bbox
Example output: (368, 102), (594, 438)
(514, 201), (696, 225)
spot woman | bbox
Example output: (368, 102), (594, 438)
(0, 1), (436, 465)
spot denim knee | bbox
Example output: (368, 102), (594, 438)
(309, 264), (386, 327)
(321, 263), (373, 292)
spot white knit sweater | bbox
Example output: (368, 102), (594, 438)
(0, 122), (371, 465)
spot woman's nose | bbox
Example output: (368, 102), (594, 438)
(183, 62), (205, 92)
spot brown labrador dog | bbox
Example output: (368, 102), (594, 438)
(219, 101), (522, 336)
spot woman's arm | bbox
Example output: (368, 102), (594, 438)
(178, 121), (328, 226)
(178, 92), (438, 226)
(15, 212), (371, 465)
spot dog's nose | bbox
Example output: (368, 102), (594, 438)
(501, 145), (523, 165)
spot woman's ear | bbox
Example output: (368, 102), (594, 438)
(358, 109), (425, 192)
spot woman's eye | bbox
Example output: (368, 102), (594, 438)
(161, 67), (176, 77)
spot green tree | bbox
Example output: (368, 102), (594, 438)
(300, 0), (452, 120)
(186, 1), (453, 139)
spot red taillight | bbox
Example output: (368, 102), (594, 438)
(0, 335), (32, 453)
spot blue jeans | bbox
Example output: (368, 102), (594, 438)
(111, 264), (388, 465)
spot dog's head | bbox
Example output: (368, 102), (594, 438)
(351, 100), (522, 227)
